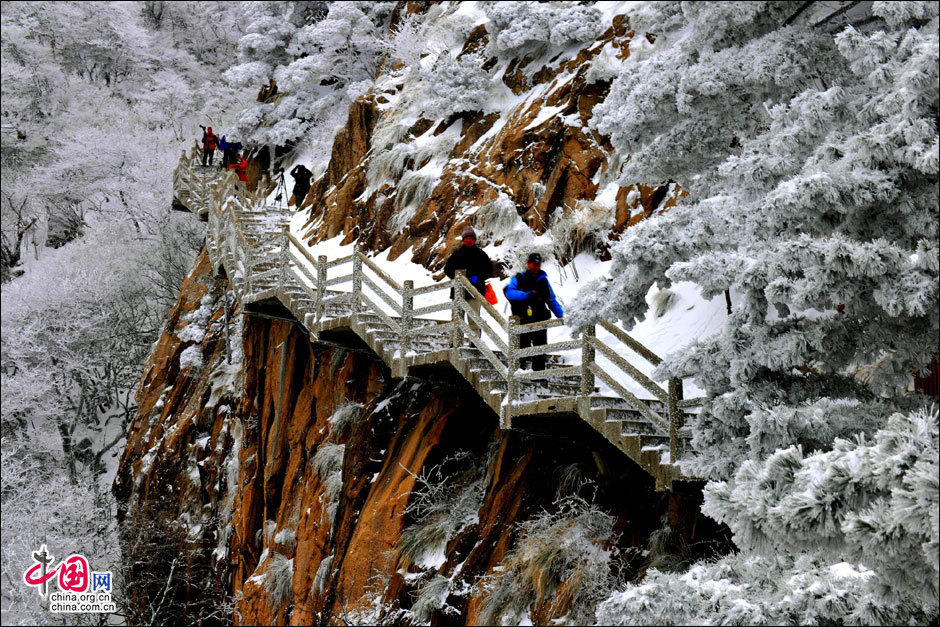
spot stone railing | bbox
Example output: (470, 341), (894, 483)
(174, 150), (705, 489)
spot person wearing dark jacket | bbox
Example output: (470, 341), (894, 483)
(444, 226), (492, 336)
(219, 136), (242, 171)
(290, 164), (313, 208)
(200, 125), (218, 166)
(504, 252), (564, 371)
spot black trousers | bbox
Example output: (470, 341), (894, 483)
(520, 329), (548, 371)
(292, 185), (310, 207)
(202, 147), (214, 166)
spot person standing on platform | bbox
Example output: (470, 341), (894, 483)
(290, 164), (313, 208)
(504, 252), (564, 371)
(444, 226), (492, 336)
(200, 125), (218, 166)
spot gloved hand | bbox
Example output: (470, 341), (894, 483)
(470, 276), (478, 283)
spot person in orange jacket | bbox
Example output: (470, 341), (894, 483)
(228, 150), (248, 183)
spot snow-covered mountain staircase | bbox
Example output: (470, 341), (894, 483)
(174, 151), (703, 490)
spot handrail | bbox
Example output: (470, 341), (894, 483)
(244, 231), (285, 250)
(589, 337), (668, 403)
(287, 232), (321, 267)
(514, 364), (581, 381)
(516, 339), (581, 360)
(409, 281), (453, 297)
(455, 298), (509, 355)
(412, 302), (451, 317)
(172, 146), (702, 486)
(589, 362), (669, 433)
(286, 254), (320, 292)
(597, 320), (662, 366)
(455, 273), (507, 328)
(452, 271), (510, 374)
(509, 317), (567, 334)
(324, 253), (355, 270)
(357, 290), (403, 333)
(323, 273), (354, 288)
(358, 253), (402, 292)
(360, 272), (403, 316)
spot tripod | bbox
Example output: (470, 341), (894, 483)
(274, 171), (289, 208)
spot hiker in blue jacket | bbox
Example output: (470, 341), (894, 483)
(219, 136), (242, 171)
(504, 252), (563, 371)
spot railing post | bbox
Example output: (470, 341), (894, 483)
(451, 270), (466, 350)
(505, 315), (520, 430)
(316, 255), (327, 326)
(237, 219), (249, 296)
(201, 169), (208, 212)
(278, 226), (290, 293)
(580, 324), (596, 417)
(668, 377), (682, 463)
(223, 289), (232, 365)
(207, 208), (217, 265)
(402, 280), (414, 359)
(352, 246), (363, 319)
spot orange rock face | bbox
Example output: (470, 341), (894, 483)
(116, 251), (726, 625)
(300, 10), (680, 274)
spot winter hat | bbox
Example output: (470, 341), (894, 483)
(461, 226), (477, 240)
(527, 252), (542, 264)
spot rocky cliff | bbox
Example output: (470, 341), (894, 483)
(115, 249), (724, 625)
(116, 4), (727, 625)
(301, 6), (684, 272)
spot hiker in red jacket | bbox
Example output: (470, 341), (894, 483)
(200, 125), (218, 166)
(228, 151), (248, 183)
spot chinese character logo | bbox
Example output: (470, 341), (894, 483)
(24, 548), (98, 598)
(91, 572), (112, 593)
(58, 555), (89, 592)
(23, 545), (57, 599)
(24, 546), (115, 613)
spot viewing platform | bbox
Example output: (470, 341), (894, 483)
(173, 148), (704, 490)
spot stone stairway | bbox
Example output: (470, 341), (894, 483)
(174, 151), (702, 491)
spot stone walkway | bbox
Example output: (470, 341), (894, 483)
(173, 147), (701, 490)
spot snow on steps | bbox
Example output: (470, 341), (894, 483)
(176, 157), (699, 491)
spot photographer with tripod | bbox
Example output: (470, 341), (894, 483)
(290, 164), (312, 209)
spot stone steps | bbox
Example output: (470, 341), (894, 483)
(175, 179), (697, 490)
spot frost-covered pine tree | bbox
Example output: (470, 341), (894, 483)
(226, 1), (392, 153)
(421, 52), (492, 118)
(223, 2), (304, 89)
(596, 405), (938, 626)
(567, 1), (939, 620)
(483, 1), (606, 54)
